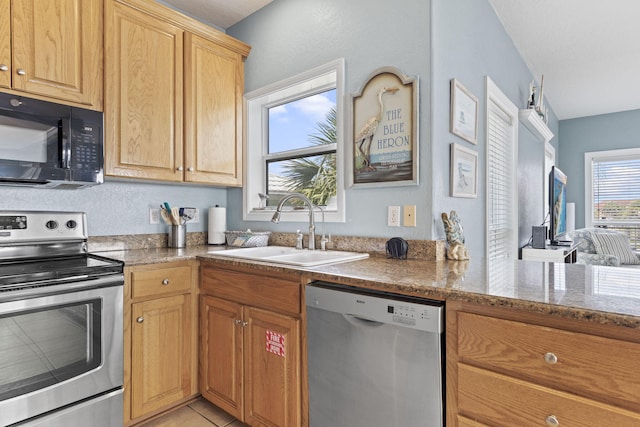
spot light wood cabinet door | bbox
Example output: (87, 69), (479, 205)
(10, 0), (102, 108)
(104, 0), (184, 181)
(184, 33), (244, 186)
(200, 295), (244, 420)
(0, 0), (10, 89)
(131, 294), (192, 419)
(244, 306), (301, 427)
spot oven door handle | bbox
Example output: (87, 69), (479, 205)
(0, 273), (123, 303)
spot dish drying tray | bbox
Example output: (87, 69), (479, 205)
(225, 230), (271, 247)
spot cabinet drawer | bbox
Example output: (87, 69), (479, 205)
(457, 312), (640, 411)
(459, 364), (640, 427)
(201, 266), (300, 316)
(132, 266), (191, 299)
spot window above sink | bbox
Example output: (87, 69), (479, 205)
(243, 59), (346, 224)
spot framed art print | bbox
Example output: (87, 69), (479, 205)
(450, 79), (478, 144)
(450, 143), (478, 198)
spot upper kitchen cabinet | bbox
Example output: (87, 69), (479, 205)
(104, 0), (250, 185)
(184, 34), (244, 186)
(0, 0), (103, 110)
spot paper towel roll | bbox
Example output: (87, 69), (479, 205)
(208, 206), (226, 245)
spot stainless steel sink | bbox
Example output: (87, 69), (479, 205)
(209, 246), (369, 267)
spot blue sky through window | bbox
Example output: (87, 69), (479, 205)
(268, 89), (336, 154)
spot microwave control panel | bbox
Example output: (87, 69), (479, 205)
(70, 122), (102, 171)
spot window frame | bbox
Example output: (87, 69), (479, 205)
(243, 58), (346, 223)
(585, 147), (640, 231)
(485, 76), (519, 261)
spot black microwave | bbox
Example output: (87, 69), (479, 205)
(0, 93), (104, 189)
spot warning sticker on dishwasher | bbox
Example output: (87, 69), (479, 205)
(266, 330), (285, 357)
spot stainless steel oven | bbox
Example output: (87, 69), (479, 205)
(0, 211), (123, 427)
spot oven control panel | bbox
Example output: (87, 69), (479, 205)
(0, 211), (87, 242)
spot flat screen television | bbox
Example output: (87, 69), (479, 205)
(549, 165), (568, 245)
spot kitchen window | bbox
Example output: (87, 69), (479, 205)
(243, 59), (346, 222)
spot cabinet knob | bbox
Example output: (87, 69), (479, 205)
(187, 167), (194, 172)
(16, 68), (26, 76)
(136, 316), (144, 323)
(545, 415), (559, 427)
(177, 166), (184, 171)
(544, 352), (558, 365)
(242, 321), (248, 327)
(234, 319), (242, 325)
(162, 278), (170, 285)
(0, 64), (8, 72)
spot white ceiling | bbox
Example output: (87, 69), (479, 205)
(489, 0), (640, 120)
(161, 0), (640, 120)
(159, 0), (272, 30)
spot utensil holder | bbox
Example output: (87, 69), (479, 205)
(168, 224), (186, 248)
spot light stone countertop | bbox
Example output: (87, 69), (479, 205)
(98, 245), (640, 329)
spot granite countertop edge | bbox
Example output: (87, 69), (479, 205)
(96, 245), (640, 329)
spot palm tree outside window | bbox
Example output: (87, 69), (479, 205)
(266, 90), (337, 209)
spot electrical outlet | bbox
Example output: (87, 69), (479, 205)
(192, 208), (200, 224)
(149, 208), (160, 224)
(403, 205), (417, 227)
(388, 206), (400, 227)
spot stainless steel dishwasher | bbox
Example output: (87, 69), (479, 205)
(306, 281), (444, 427)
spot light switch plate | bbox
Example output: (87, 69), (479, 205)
(149, 208), (160, 224)
(403, 205), (416, 227)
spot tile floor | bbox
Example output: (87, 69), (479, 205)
(140, 398), (247, 427)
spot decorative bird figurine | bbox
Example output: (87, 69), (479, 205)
(354, 86), (399, 172)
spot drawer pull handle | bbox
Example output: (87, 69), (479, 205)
(136, 316), (144, 323)
(162, 279), (170, 285)
(16, 68), (26, 76)
(0, 64), (8, 72)
(545, 415), (559, 427)
(544, 352), (558, 365)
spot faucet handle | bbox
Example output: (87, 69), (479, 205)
(295, 229), (304, 250)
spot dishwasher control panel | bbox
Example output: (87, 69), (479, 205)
(307, 282), (443, 333)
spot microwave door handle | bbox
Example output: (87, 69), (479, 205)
(60, 118), (71, 169)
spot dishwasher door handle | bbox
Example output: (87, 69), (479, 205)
(343, 314), (386, 327)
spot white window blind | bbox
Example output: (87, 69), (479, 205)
(587, 148), (640, 249)
(487, 98), (515, 259)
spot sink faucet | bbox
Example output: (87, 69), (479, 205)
(271, 193), (316, 250)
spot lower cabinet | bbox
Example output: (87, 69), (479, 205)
(447, 301), (640, 426)
(200, 262), (302, 427)
(124, 260), (199, 425)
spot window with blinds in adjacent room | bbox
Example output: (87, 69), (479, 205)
(586, 148), (640, 249)
(486, 77), (518, 261)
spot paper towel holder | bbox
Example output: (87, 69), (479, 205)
(208, 205), (227, 245)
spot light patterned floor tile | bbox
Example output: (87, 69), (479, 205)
(139, 405), (214, 427)
(188, 399), (242, 426)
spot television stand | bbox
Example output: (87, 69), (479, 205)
(521, 242), (577, 263)
(550, 239), (573, 247)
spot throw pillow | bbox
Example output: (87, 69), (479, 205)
(589, 230), (640, 265)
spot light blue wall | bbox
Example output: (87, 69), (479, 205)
(227, 0), (432, 241)
(558, 109), (640, 229)
(0, 0), (559, 251)
(431, 0), (559, 256)
(0, 181), (227, 236)
(227, 0), (560, 257)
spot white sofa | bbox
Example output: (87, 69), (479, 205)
(567, 228), (640, 267)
